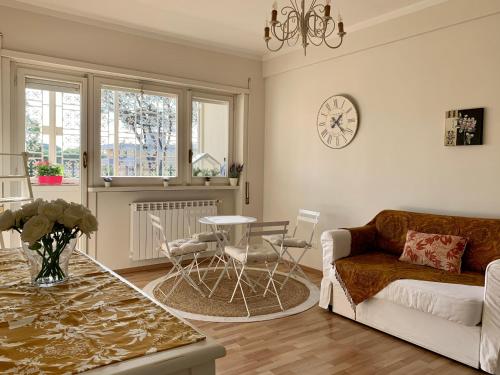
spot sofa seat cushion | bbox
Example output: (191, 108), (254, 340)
(334, 251), (484, 305)
(373, 279), (484, 326)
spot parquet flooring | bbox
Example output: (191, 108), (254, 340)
(121, 266), (483, 375)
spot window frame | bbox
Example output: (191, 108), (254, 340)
(92, 77), (185, 186)
(15, 67), (87, 190)
(188, 91), (234, 186)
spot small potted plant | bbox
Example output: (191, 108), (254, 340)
(35, 161), (63, 185)
(103, 176), (112, 188)
(163, 177), (170, 187)
(205, 177), (211, 186)
(228, 163), (244, 186)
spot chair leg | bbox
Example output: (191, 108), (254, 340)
(280, 248), (311, 289)
(229, 262), (250, 317)
(263, 260), (280, 297)
(265, 262), (284, 311)
(229, 262), (245, 302)
(208, 255), (230, 298)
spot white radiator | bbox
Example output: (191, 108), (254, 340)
(130, 200), (219, 261)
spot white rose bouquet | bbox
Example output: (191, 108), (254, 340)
(0, 199), (98, 285)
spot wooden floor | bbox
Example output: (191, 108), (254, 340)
(121, 266), (483, 375)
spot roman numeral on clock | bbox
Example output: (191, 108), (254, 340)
(346, 107), (353, 114)
(348, 118), (355, 123)
(318, 122), (326, 127)
(321, 129), (328, 138)
(327, 134), (332, 144)
(325, 102), (331, 111)
(333, 98), (338, 108)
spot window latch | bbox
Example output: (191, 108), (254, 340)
(188, 149), (193, 164)
(82, 152), (88, 169)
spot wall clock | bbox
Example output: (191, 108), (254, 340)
(316, 95), (359, 149)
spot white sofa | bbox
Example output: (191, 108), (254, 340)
(320, 229), (500, 374)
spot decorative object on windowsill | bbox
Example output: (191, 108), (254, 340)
(264, 0), (346, 56)
(228, 163), (244, 186)
(205, 177), (211, 186)
(0, 199), (98, 287)
(193, 167), (221, 178)
(35, 161), (63, 185)
(163, 177), (170, 187)
(444, 108), (484, 146)
(103, 176), (112, 188)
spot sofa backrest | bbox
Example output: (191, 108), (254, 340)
(368, 210), (500, 273)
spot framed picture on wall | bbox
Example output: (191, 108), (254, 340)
(444, 108), (484, 146)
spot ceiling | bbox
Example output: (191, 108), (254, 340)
(7, 0), (436, 58)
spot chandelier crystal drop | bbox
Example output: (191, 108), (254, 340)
(264, 0), (346, 55)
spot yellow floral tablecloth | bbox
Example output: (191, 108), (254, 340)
(0, 248), (205, 374)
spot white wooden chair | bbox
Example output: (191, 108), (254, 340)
(263, 209), (320, 289)
(214, 221), (289, 317)
(150, 214), (209, 299)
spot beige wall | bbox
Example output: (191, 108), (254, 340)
(263, 2), (500, 270)
(0, 4), (265, 269)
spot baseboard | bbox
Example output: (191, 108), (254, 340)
(115, 262), (171, 275)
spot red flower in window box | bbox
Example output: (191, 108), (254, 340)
(35, 161), (64, 185)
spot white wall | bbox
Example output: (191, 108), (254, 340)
(263, 1), (500, 270)
(0, 4), (265, 269)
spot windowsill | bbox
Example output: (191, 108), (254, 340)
(87, 185), (240, 193)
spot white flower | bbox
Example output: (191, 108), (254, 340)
(21, 215), (53, 243)
(14, 210), (24, 227)
(79, 213), (98, 235)
(52, 199), (69, 210)
(20, 199), (44, 220)
(38, 201), (64, 222)
(0, 210), (15, 231)
(58, 203), (87, 229)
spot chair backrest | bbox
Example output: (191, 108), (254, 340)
(149, 214), (171, 257)
(293, 209), (320, 244)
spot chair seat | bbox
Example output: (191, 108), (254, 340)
(163, 238), (208, 256)
(262, 234), (309, 248)
(225, 245), (279, 264)
(191, 230), (229, 242)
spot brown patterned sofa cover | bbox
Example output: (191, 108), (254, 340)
(320, 210), (500, 374)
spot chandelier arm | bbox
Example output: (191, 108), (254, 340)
(323, 34), (344, 49)
(271, 10), (300, 42)
(286, 31), (300, 47)
(266, 38), (285, 52)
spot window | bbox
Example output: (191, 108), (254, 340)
(100, 85), (178, 178)
(191, 97), (230, 178)
(24, 79), (81, 181)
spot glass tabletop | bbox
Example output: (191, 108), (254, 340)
(198, 215), (257, 225)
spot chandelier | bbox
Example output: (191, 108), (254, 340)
(264, 0), (346, 55)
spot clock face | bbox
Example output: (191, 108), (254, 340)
(317, 95), (359, 149)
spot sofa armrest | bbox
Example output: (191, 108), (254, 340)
(481, 259), (500, 374)
(319, 225), (376, 309)
(319, 229), (351, 309)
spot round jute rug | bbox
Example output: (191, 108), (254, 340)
(144, 267), (320, 322)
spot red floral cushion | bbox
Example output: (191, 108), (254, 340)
(399, 230), (468, 273)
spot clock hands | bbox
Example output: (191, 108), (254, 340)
(330, 113), (344, 129)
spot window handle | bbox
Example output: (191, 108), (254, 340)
(82, 152), (88, 169)
(188, 149), (193, 164)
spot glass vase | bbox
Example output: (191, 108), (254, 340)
(22, 238), (76, 287)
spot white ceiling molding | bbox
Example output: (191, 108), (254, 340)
(0, 0), (263, 61)
(262, 0), (449, 61)
(262, 0), (500, 77)
(0, 0), (461, 62)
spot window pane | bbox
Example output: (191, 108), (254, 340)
(100, 86), (178, 178)
(24, 84), (80, 181)
(192, 99), (229, 177)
